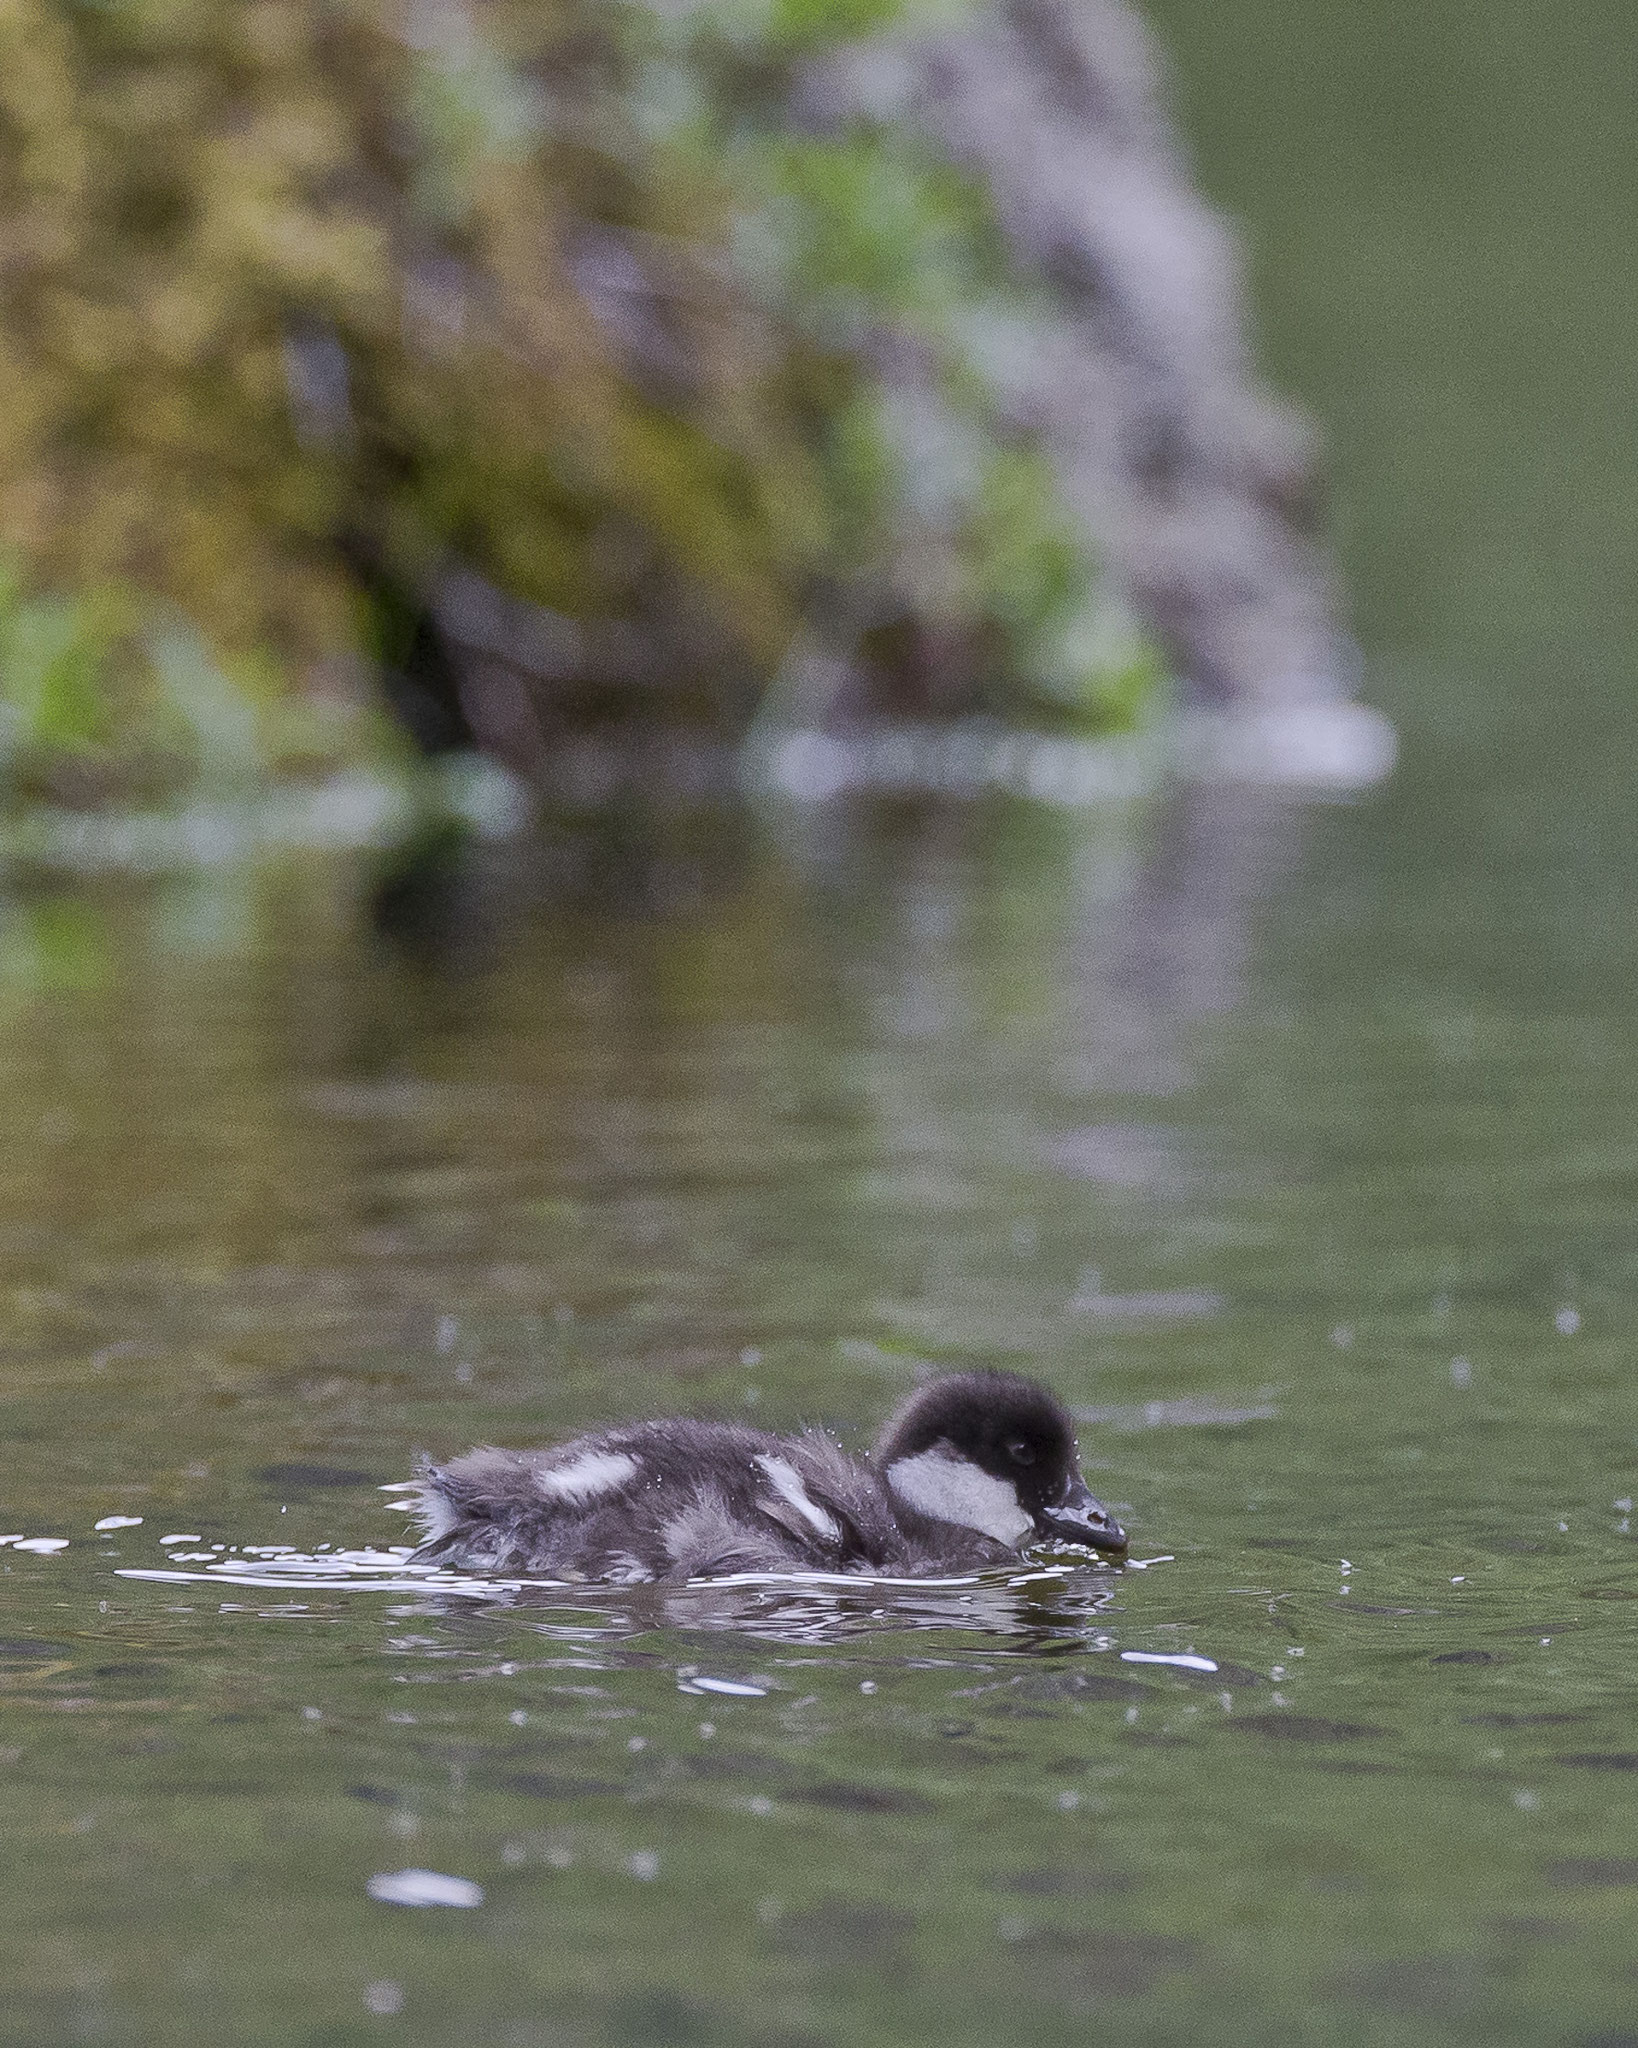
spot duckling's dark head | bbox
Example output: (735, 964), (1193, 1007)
(874, 1372), (1127, 1560)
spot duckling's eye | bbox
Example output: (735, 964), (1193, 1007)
(1004, 1436), (1036, 1466)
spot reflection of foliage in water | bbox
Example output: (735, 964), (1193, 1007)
(0, 0), (1157, 818)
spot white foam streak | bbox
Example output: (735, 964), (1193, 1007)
(366, 1868), (484, 1909)
(116, 1548), (1083, 1600)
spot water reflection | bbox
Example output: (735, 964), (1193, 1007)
(118, 1548), (1128, 1649)
(350, 773), (1309, 1113)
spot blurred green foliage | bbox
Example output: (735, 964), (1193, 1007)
(0, 0), (1159, 819)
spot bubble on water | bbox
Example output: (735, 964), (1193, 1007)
(739, 1347), (762, 1367)
(11, 1537), (69, 1554)
(627, 1850), (660, 1881)
(159, 1535), (201, 1546)
(859, 1680), (878, 1694)
(1056, 1790), (1080, 1811)
(1555, 1307), (1581, 1336)
(367, 1868), (484, 1908)
(509, 1710), (528, 1727)
(1120, 1651), (1218, 1673)
(1616, 1499), (1633, 1514)
(1449, 1357), (1472, 1388)
(435, 1315), (457, 1355)
(1330, 1325), (1354, 1349)
(1451, 1576), (1466, 1585)
(1513, 1790), (1540, 1812)
(93, 1516), (142, 1532)
(627, 1736), (647, 1752)
(363, 1981), (404, 2015)
(748, 1795), (774, 1816)
(690, 1677), (767, 1698)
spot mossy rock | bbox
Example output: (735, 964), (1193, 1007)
(0, 0), (1325, 825)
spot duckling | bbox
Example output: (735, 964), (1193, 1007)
(390, 1371), (1128, 1581)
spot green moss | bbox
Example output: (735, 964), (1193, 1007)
(0, 0), (1166, 826)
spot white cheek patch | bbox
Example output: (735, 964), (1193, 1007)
(537, 1451), (639, 1503)
(885, 1447), (1033, 1547)
(753, 1455), (842, 1542)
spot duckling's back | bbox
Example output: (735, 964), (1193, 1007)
(406, 1418), (949, 1581)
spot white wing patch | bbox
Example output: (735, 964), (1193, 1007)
(753, 1455), (841, 1542)
(406, 1481), (459, 1544)
(885, 1447), (1032, 1547)
(536, 1450), (639, 1503)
